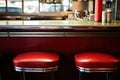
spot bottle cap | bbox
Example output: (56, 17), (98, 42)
(107, 9), (112, 12)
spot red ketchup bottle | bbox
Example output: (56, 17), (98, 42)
(94, 0), (102, 22)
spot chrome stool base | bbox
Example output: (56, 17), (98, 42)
(15, 66), (58, 80)
(77, 66), (118, 80)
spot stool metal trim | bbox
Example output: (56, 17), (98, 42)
(77, 66), (118, 72)
(15, 66), (58, 72)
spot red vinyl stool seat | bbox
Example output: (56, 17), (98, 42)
(75, 52), (120, 80)
(13, 52), (59, 80)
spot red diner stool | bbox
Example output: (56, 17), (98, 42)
(75, 52), (120, 80)
(13, 52), (59, 80)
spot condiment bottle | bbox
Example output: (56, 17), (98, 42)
(102, 11), (107, 23)
(106, 9), (112, 23)
(94, 0), (102, 22)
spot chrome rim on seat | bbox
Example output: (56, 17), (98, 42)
(15, 66), (58, 72)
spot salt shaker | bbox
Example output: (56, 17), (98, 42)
(102, 11), (107, 23)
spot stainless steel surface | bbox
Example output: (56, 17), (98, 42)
(15, 66), (58, 72)
(65, 32), (120, 37)
(0, 32), (118, 37)
(0, 32), (120, 37)
(77, 66), (118, 72)
(0, 32), (8, 37)
(9, 32), (64, 37)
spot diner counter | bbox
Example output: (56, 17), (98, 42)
(0, 20), (120, 80)
(0, 20), (120, 37)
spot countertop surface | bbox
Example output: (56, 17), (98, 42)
(0, 20), (120, 30)
(0, 20), (120, 26)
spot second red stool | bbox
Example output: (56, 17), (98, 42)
(13, 52), (59, 80)
(75, 52), (120, 80)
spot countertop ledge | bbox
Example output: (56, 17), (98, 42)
(0, 20), (120, 30)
